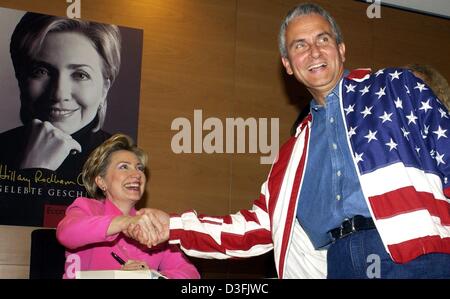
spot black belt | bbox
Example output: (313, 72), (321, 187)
(330, 216), (375, 240)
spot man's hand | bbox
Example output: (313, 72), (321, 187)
(123, 208), (170, 247)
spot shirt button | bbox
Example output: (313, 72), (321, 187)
(332, 143), (337, 150)
(337, 170), (342, 177)
(330, 117), (334, 123)
(336, 195), (341, 200)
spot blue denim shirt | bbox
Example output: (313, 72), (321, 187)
(296, 79), (371, 249)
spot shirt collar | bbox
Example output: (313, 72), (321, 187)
(310, 69), (349, 110)
(71, 116), (99, 144)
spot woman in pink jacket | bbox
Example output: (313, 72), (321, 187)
(56, 134), (200, 279)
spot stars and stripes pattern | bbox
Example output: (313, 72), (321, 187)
(343, 68), (449, 177)
(342, 68), (450, 262)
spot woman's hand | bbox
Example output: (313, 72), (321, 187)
(123, 208), (170, 247)
(20, 119), (82, 170)
(109, 213), (163, 248)
(121, 259), (149, 271)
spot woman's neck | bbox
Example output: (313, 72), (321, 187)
(109, 198), (133, 215)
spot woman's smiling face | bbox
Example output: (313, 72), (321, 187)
(96, 150), (147, 205)
(21, 31), (110, 134)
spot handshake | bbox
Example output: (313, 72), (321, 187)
(121, 208), (171, 248)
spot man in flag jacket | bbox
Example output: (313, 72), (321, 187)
(132, 3), (450, 278)
(166, 66), (450, 278)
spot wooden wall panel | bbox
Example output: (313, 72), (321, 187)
(232, 0), (289, 213)
(0, 264), (29, 278)
(0, 225), (37, 278)
(0, 0), (448, 279)
(370, 5), (450, 78)
(137, 0), (237, 217)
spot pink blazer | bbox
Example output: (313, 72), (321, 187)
(57, 197), (200, 279)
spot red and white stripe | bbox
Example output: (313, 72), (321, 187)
(358, 162), (450, 262)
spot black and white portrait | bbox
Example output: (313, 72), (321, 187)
(0, 7), (143, 227)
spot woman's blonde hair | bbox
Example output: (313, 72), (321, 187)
(82, 133), (148, 199)
(405, 64), (450, 109)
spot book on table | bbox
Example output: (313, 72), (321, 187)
(75, 269), (168, 279)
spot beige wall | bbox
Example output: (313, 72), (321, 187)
(0, 0), (449, 278)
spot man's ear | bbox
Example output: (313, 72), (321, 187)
(338, 42), (346, 63)
(282, 57), (294, 75)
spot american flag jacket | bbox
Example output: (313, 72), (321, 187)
(169, 68), (450, 278)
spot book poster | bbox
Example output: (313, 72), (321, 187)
(0, 7), (143, 227)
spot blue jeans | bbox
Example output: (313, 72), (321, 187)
(327, 229), (450, 279)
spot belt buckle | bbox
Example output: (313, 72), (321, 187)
(338, 218), (356, 239)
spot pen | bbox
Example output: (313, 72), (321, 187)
(111, 251), (126, 265)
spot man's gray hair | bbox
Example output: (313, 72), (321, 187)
(278, 3), (343, 58)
